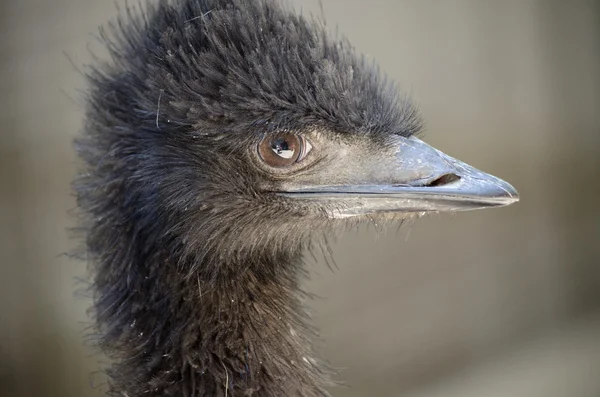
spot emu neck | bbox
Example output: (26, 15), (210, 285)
(101, 249), (329, 397)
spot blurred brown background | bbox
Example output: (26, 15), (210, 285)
(1, 0), (599, 396)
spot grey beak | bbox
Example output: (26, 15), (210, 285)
(281, 136), (519, 218)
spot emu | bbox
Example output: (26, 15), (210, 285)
(75, 0), (519, 396)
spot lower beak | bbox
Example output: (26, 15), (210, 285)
(280, 137), (519, 218)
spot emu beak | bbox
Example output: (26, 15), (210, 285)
(281, 136), (519, 218)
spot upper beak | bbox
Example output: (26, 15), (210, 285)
(280, 136), (519, 218)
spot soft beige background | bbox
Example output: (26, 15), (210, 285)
(1, 0), (599, 396)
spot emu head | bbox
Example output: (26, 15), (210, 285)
(80, 0), (518, 280)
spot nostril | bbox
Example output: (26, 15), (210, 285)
(426, 173), (461, 187)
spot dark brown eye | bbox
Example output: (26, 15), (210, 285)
(258, 133), (312, 168)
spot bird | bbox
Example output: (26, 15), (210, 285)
(74, 0), (519, 396)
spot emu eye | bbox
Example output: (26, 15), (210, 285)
(258, 133), (312, 168)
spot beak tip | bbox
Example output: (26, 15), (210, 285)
(483, 178), (520, 207)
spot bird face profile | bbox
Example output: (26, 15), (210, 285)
(75, 0), (519, 396)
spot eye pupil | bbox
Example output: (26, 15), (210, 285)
(271, 139), (294, 158)
(272, 139), (289, 152)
